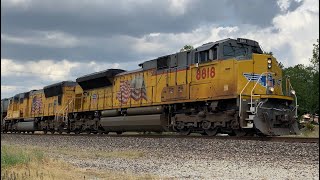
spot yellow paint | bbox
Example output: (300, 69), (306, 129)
(6, 53), (294, 120)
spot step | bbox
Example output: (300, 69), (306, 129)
(242, 122), (254, 128)
(245, 115), (255, 121)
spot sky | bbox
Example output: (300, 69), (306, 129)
(1, 0), (319, 99)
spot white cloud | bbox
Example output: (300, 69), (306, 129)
(1, 31), (80, 48)
(168, 0), (192, 16)
(134, 0), (318, 67)
(1, 59), (78, 81)
(0, 58), (140, 98)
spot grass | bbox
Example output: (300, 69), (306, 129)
(1, 144), (44, 169)
(1, 144), (157, 180)
(49, 147), (145, 160)
(282, 124), (319, 138)
(300, 124), (319, 138)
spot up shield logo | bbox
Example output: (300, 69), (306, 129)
(243, 73), (274, 88)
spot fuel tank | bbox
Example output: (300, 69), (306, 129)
(100, 114), (168, 132)
(126, 106), (163, 115)
(15, 122), (35, 131)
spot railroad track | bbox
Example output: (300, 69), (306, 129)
(2, 132), (319, 143)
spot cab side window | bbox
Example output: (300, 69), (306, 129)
(199, 50), (209, 63)
(210, 47), (218, 60)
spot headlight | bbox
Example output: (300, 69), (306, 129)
(269, 87), (274, 92)
(290, 90), (296, 95)
(267, 58), (272, 69)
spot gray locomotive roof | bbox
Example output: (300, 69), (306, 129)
(76, 69), (126, 90)
(29, 89), (44, 96)
(44, 81), (77, 90)
(195, 38), (231, 52)
(139, 38), (260, 66)
(43, 81), (78, 98)
(116, 68), (144, 76)
(13, 91), (30, 99)
(76, 69), (126, 82)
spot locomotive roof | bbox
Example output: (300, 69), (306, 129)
(76, 69), (126, 90)
(13, 91), (30, 100)
(43, 81), (77, 98)
(44, 81), (77, 89)
(116, 68), (143, 76)
(29, 89), (44, 96)
(195, 38), (231, 52)
(139, 38), (261, 70)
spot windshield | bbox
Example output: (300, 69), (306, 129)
(223, 44), (262, 59)
(223, 45), (248, 58)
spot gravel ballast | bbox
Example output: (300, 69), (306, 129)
(1, 134), (319, 179)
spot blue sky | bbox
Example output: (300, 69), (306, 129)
(1, 0), (319, 98)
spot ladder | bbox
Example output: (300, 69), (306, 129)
(54, 99), (74, 123)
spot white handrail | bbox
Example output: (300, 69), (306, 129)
(54, 99), (74, 122)
(288, 81), (298, 117)
(239, 76), (253, 117)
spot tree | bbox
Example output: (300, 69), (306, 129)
(310, 39), (319, 72)
(310, 39), (319, 114)
(283, 39), (319, 115)
(283, 64), (314, 115)
(180, 45), (194, 52)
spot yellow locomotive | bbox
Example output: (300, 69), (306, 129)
(2, 38), (299, 136)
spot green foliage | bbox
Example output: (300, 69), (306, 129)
(180, 45), (194, 52)
(310, 39), (319, 72)
(283, 39), (319, 115)
(305, 122), (315, 131)
(1, 145), (44, 169)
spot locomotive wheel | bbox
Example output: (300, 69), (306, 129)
(205, 128), (218, 136)
(43, 130), (48, 134)
(50, 130), (55, 134)
(178, 128), (191, 136)
(116, 131), (123, 135)
(58, 127), (63, 134)
(201, 121), (211, 130)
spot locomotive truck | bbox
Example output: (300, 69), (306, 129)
(2, 38), (299, 136)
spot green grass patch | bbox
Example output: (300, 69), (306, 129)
(1, 145), (44, 169)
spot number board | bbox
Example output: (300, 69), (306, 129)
(196, 66), (215, 80)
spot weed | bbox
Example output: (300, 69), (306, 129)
(305, 122), (315, 131)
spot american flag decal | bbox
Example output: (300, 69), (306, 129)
(116, 75), (148, 104)
(31, 96), (42, 113)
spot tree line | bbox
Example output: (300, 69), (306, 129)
(283, 39), (319, 116)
